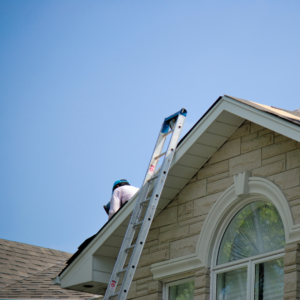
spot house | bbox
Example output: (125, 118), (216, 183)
(0, 238), (96, 299)
(55, 95), (300, 299)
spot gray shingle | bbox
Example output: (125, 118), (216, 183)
(0, 239), (93, 299)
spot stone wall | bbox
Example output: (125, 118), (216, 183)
(284, 242), (300, 300)
(128, 121), (300, 300)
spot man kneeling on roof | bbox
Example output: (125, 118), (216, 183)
(104, 179), (139, 220)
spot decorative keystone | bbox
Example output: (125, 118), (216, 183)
(234, 171), (251, 196)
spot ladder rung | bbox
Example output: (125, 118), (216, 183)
(140, 197), (151, 206)
(148, 174), (159, 182)
(109, 292), (119, 299)
(154, 151), (166, 160)
(163, 129), (174, 137)
(117, 268), (127, 276)
(133, 220), (143, 228)
(125, 244), (135, 253)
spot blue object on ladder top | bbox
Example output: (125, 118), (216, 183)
(161, 108), (187, 134)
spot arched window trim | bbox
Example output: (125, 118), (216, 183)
(196, 175), (295, 269)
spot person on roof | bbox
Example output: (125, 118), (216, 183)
(104, 179), (139, 220)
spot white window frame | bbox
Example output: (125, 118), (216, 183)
(163, 277), (195, 300)
(210, 199), (285, 300)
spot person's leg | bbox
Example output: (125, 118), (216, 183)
(103, 201), (110, 215)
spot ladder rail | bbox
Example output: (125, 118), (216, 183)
(104, 109), (187, 300)
(117, 113), (186, 298)
(142, 122), (168, 185)
(103, 119), (170, 298)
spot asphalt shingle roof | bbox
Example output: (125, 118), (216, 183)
(0, 238), (93, 299)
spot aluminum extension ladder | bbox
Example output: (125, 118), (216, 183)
(104, 108), (187, 300)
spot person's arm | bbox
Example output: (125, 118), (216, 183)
(108, 189), (121, 219)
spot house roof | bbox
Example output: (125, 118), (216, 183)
(57, 95), (300, 294)
(0, 238), (93, 299)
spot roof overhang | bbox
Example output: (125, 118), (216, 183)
(56, 95), (300, 294)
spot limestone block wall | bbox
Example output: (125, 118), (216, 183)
(127, 121), (300, 300)
(194, 268), (210, 300)
(284, 242), (300, 300)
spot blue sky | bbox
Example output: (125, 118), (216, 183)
(1, 0), (299, 253)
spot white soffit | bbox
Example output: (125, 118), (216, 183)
(59, 96), (300, 291)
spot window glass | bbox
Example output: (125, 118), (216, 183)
(254, 258), (284, 300)
(218, 202), (285, 265)
(216, 267), (247, 300)
(169, 280), (194, 300)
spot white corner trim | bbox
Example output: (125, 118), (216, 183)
(151, 177), (297, 279)
(151, 254), (202, 280)
(234, 171), (250, 196)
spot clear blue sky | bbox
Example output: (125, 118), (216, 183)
(1, 0), (299, 253)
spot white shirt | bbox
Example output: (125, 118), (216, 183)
(109, 185), (139, 219)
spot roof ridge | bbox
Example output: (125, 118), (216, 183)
(0, 260), (66, 291)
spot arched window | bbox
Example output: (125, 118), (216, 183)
(212, 201), (286, 300)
